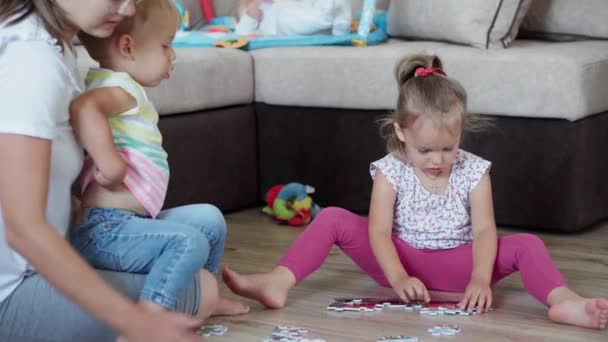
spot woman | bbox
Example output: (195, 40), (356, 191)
(0, 1), (207, 341)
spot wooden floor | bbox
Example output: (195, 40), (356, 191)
(205, 209), (608, 341)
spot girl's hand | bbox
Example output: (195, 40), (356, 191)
(119, 309), (203, 342)
(391, 275), (430, 303)
(458, 278), (493, 313)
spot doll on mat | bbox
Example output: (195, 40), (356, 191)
(235, 0), (352, 36)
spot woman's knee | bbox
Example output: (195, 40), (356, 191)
(196, 269), (219, 320)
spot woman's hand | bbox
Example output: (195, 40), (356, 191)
(119, 308), (203, 342)
(391, 275), (430, 303)
(458, 278), (493, 313)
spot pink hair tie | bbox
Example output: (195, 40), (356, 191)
(415, 67), (447, 77)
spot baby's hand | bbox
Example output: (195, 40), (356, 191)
(94, 160), (126, 190)
(391, 275), (430, 303)
(94, 169), (121, 189)
(458, 278), (493, 313)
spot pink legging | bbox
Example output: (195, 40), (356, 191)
(279, 207), (567, 305)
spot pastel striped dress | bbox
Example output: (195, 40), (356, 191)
(79, 68), (169, 218)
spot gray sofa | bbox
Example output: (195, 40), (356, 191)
(77, 0), (608, 232)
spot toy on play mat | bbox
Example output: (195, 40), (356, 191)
(172, 0), (388, 50)
(233, 0), (352, 37)
(262, 182), (321, 226)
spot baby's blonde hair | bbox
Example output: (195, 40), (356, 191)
(379, 54), (488, 160)
(80, 0), (179, 60)
(114, 0), (180, 35)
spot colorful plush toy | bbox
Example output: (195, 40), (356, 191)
(262, 183), (321, 226)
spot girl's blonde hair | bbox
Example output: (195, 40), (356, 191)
(0, 0), (68, 48)
(379, 54), (488, 159)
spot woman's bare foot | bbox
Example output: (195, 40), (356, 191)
(212, 296), (250, 316)
(222, 266), (295, 309)
(549, 297), (608, 329)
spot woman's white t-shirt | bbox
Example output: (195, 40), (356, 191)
(0, 14), (84, 303)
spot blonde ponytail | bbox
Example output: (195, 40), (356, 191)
(378, 53), (488, 159)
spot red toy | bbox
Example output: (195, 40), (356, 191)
(199, 0), (216, 23)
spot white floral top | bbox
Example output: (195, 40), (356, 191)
(370, 150), (491, 250)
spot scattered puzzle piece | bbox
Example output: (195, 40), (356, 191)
(261, 325), (325, 342)
(427, 324), (461, 336)
(377, 335), (419, 342)
(196, 324), (228, 336)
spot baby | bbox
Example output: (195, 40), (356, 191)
(235, 0), (352, 36)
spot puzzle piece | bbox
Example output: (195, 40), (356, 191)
(196, 324), (228, 336)
(261, 325), (325, 342)
(328, 297), (411, 312)
(420, 304), (493, 316)
(427, 324), (461, 336)
(377, 335), (419, 342)
(328, 298), (491, 316)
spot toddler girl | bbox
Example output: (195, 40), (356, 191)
(223, 54), (608, 330)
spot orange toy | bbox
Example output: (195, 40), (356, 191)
(214, 37), (249, 49)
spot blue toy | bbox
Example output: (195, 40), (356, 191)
(172, 1), (190, 31)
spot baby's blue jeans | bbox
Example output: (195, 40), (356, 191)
(70, 204), (226, 310)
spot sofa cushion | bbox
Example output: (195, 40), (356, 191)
(521, 0), (608, 40)
(76, 46), (254, 116)
(388, 0), (533, 49)
(251, 39), (608, 121)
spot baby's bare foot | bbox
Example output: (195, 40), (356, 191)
(548, 297), (608, 329)
(212, 296), (250, 316)
(222, 266), (293, 309)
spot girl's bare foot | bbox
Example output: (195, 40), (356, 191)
(212, 296), (250, 316)
(222, 266), (295, 309)
(549, 297), (608, 329)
